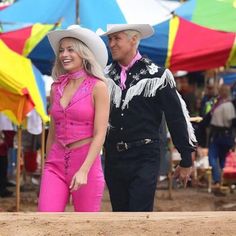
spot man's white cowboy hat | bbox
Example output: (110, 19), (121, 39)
(47, 25), (108, 68)
(98, 24), (154, 39)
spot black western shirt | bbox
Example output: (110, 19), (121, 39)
(105, 57), (196, 167)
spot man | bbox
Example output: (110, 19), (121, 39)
(174, 72), (197, 117)
(200, 78), (217, 117)
(208, 84), (235, 193)
(101, 24), (196, 211)
(197, 78), (217, 148)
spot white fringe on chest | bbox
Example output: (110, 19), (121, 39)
(107, 78), (122, 108)
(107, 69), (176, 109)
(121, 69), (176, 109)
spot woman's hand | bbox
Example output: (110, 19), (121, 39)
(69, 169), (88, 192)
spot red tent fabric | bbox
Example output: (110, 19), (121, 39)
(167, 17), (236, 72)
(0, 26), (32, 54)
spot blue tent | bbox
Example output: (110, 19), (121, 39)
(220, 72), (236, 85)
(0, 0), (77, 31)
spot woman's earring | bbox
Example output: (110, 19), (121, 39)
(83, 59), (87, 68)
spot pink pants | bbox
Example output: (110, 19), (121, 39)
(38, 142), (105, 212)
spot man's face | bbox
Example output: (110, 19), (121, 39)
(206, 85), (215, 97)
(108, 31), (135, 64)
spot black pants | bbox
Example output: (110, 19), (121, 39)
(0, 156), (8, 192)
(105, 142), (160, 212)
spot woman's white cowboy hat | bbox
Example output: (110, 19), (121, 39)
(47, 25), (108, 68)
(98, 24), (154, 39)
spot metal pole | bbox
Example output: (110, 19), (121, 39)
(16, 126), (22, 211)
(76, 0), (79, 24)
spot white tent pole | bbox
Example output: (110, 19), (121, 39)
(16, 126), (22, 212)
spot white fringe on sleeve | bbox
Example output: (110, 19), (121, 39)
(176, 91), (197, 146)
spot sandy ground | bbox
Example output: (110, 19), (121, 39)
(0, 212), (236, 236)
(1, 182), (236, 235)
(1, 182), (236, 212)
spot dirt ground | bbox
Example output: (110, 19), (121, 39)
(1, 182), (236, 235)
(0, 212), (236, 236)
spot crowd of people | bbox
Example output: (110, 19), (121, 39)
(175, 71), (236, 194)
(1, 23), (236, 212)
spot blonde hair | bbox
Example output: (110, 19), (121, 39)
(52, 37), (106, 82)
(124, 30), (141, 49)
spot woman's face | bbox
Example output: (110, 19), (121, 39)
(59, 38), (83, 73)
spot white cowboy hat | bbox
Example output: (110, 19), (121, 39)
(98, 24), (154, 39)
(47, 25), (108, 68)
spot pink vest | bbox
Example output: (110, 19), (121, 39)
(50, 75), (98, 146)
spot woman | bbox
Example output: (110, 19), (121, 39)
(38, 25), (109, 212)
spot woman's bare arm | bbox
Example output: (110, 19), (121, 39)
(70, 80), (109, 191)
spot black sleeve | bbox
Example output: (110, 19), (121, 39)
(158, 79), (197, 168)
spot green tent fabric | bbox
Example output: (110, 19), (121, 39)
(175, 0), (236, 32)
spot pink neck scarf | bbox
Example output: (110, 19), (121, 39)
(57, 68), (87, 95)
(119, 52), (141, 90)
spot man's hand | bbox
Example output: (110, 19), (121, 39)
(173, 165), (192, 188)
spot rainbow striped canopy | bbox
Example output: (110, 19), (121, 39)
(142, 16), (236, 72)
(79, 0), (236, 72)
(175, 0), (236, 33)
(0, 23), (56, 74)
(0, 23), (55, 56)
(0, 40), (49, 125)
(1, 0), (235, 74)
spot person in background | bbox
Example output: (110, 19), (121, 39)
(101, 24), (197, 212)
(196, 78), (218, 148)
(208, 84), (236, 192)
(0, 130), (16, 198)
(200, 78), (217, 117)
(175, 71), (197, 117)
(38, 25), (109, 212)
